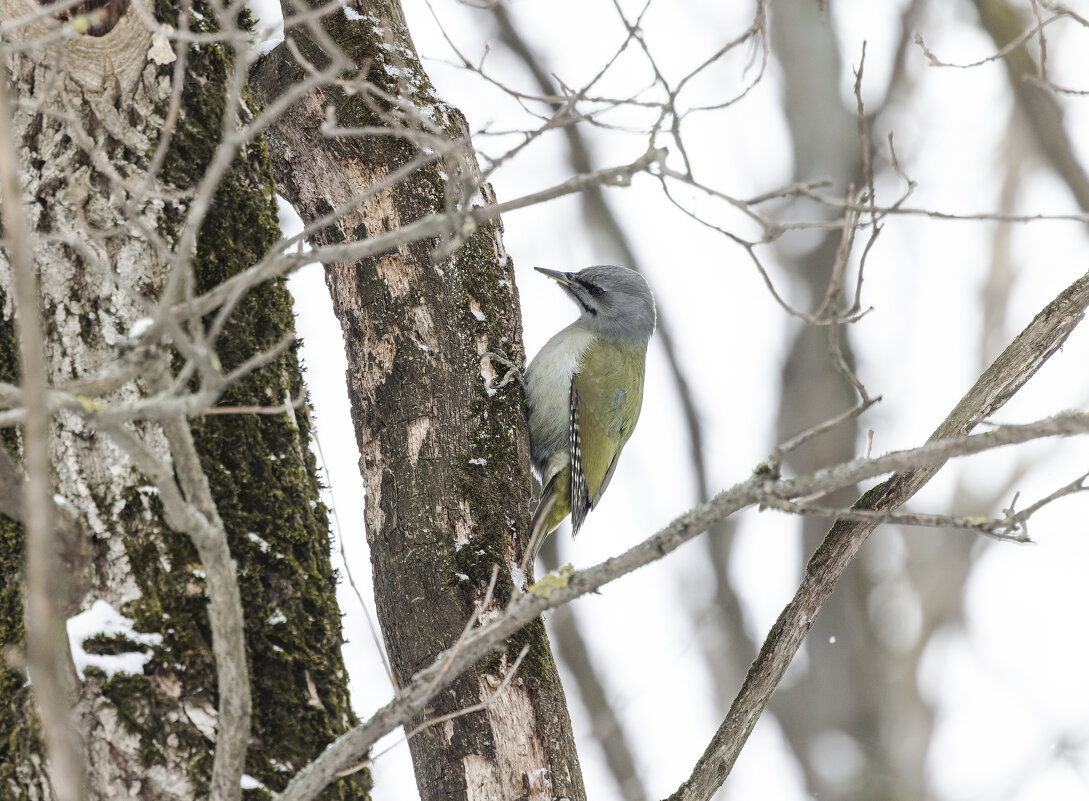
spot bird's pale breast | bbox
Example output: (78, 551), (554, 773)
(524, 323), (597, 482)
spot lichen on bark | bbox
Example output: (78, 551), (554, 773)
(131, 1), (369, 796)
(0, 0), (368, 797)
(252, 2), (586, 798)
(0, 286), (29, 798)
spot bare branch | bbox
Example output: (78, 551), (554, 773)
(0, 56), (87, 801)
(306, 405), (398, 691)
(757, 495), (1044, 543)
(110, 360), (252, 801)
(201, 391), (306, 417)
(913, 7), (1069, 70)
(172, 147), (666, 323)
(769, 396), (881, 467)
(272, 258), (1089, 801)
(666, 267), (1089, 801)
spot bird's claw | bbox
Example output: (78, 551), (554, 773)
(480, 350), (524, 389)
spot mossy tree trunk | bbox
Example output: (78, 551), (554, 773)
(251, 2), (585, 800)
(0, 1), (367, 798)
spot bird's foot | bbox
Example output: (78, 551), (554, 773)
(480, 350), (524, 389)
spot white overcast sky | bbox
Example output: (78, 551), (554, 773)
(255, 1), (1089, 799)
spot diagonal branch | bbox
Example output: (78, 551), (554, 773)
(271, 265), (1089, 801)
(665, 267), (1089, 801)
(272, 408), (1089, 801)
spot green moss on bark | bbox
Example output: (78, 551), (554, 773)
(0, 281), (31, 795)
(0, 512), (29, 796)
(81, 3), (374, 797)
(98, 670), (211, 776)
(254, 3), (582, 793)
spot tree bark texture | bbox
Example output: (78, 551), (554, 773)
(251, 3), (585, 801)
(0, 2), (365, 798)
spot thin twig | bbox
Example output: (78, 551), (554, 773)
(201, 391), (307, 416)
(334, 644), (532, 779)
(305, 404), (398, 691)
(273, 409), (1089, 801)
(666, 268), (1089, 801)
(769, 397), (881, 467)
(140, 363), (251, 801)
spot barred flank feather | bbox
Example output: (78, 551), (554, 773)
(523, 266), (653, 556)
(569, 382), (590, 536)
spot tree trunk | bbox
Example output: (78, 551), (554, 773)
(0, 2), (365, 798)
(251, 2), (585, 801)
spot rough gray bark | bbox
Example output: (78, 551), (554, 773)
(251, 2), (585, 800)
(0, 2), (366, 799)
(0, 6), (197, 795)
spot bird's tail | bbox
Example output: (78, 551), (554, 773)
(525, 467), (570, 567)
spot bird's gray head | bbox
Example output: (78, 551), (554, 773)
(536, 265), (656, 345)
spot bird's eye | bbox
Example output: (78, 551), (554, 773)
(588, 285), (605, 297)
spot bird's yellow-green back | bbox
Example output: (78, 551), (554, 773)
(534, 337), (646, 544)
(524, 264), (656, 559)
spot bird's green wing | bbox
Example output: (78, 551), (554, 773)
(569, 338), (646, 536)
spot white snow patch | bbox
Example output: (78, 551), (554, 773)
(51, 494), (77, 515)
(241, 774), (265, 790)
(247, 532), (270, 552)
(468, 457), (486, 466)
(66, 600), (162, 680)
(248, 0), (285, 54)
(127, 317), (154, 340)
(509, 561), (526, 591)
(268, 609), (288, 625)
(255, 28), (284, 54)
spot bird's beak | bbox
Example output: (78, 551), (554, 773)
(534, 267), (572, 286)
